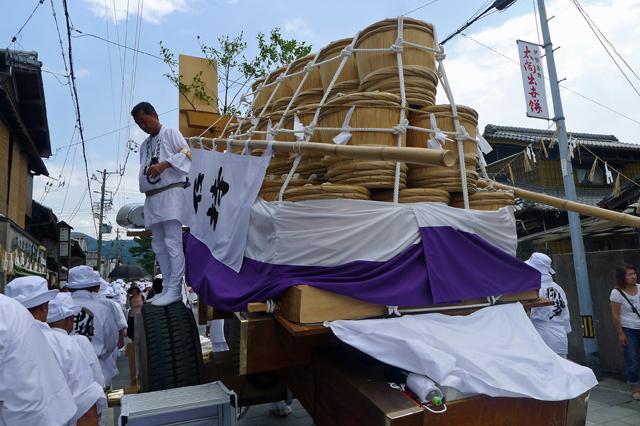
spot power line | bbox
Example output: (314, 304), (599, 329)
(52, 107), (178, 151)
(71, 28), (163, 60)
(61, 0), (97, 236)
(402, 0), (442, 17)
(569, 0), (640, 97)
(8, 0), (46, 47)
(461, 33), (640, 127)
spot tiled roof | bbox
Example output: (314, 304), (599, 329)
(483, 124), (640, 150)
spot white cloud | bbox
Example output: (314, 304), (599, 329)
(440, 0), (640, 144)
(84, 0), (190, 24)
(284, 18), (314, 37)
(74, 68), (90, 78)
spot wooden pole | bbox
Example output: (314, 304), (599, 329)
(477, 180), (640, 228)
(188, 137), (456, 168)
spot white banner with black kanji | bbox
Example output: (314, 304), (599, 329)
(182, 145), (271, 272)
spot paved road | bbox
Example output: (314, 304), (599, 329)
(101, 339), (639, 426)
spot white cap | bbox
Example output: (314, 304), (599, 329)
(47, 293), (82, 323)
(154, 274), (162, 280)
(99, 280), (116, 298)
(525, 252), (555, 275)
(5, 276), (59, 309)
(66, 265), (101, 289)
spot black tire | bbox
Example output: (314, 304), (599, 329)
(135, 302), (205, 392)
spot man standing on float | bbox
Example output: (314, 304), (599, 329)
(132, 101), (192, 306)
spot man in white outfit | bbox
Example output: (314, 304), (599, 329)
(66, 265), (120, 390)
(5, 276), (106, 425)
(94, 276), (128, 388)
(527, 253), (572, 358)
(0, 294), (77, 426)
(132, 101), (192, 306)
(47, 293), (105, 397)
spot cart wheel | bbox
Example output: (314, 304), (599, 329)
(135, 302), (205, 392)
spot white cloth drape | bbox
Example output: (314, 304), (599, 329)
(327, 303), (596, 401)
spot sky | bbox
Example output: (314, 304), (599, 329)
(3, 0), (640, 240)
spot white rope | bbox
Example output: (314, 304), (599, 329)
(387, 305), (401, 316)
(435, 40), (470, 210)
(422, 402), (447, 414)
(278, 154), (305, 201)
(265, 299), (276, 314)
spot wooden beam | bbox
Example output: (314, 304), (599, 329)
(478, 180), (640, 228)
(191, 138), (456, 168)
(186, 111), (237, 129)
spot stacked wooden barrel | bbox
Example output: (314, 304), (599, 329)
(245, 17), (497, 208)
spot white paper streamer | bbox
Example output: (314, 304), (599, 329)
(427, 113), (452, 150)
(294, 113), (305, 141)
(605, 163), (614, 184)
(333, 106), (355, 145)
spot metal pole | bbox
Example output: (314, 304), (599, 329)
(96, 169), (106, 276)
(536, 0), (600, 375)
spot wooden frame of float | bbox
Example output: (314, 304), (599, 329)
(249, 285), (542, 324)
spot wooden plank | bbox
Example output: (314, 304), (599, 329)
(203, 351), (287, 407)
(279, 285), (387, 323)
(291, 345), (423, 426)
(276, 285), (545, 324)
(186, 110), (236, 129)
(272, 299), (554, 338)
(232, 311), (338, 375)
(422, 394), (567, 426)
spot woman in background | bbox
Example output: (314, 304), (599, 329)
(126, 284), (145, 340)
(611, 264), (640, 400)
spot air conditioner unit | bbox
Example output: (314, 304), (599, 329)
(119, 382), (237, 426)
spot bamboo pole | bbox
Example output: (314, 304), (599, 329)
(188, 137), (456, 168)
(477, 180), (640, 228)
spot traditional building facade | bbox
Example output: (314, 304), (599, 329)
(0, 50), (54, 290)
(483, 125), (640, 257)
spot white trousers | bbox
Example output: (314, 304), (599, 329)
(149, 220), (185, 292)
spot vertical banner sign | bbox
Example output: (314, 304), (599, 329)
(517, 40), (549, 119)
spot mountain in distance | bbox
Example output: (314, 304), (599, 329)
(83, 234), (141, 266)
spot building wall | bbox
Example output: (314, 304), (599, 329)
(0, 122), (9, 218)
(7, 141), (29, 228)
(554, 249), (640, 379)
(0, 122), (30, 229)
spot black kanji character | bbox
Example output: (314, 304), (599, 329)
(193, 173), (205, 213)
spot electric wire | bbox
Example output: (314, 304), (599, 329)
(8, 0), (46, 47)
(61, 0), (97, 235)
(402, 0), (442, 17)
(460, 33), (640, 127)
(569, 0), (640, 97)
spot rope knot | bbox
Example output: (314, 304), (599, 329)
(238, 93), (248, 105)
(455, 126), (469, 141)
(390, 38), (404, 53)
(303, 63), (314, 73)
(387, 306), (401, 316)
(266, 299), (275, 314)
(255, 85), (264, 93)
(435, 46), (446, 62)
(276, 75), (286, 84)
(269, 124), (280, 138)
(340, 45), (354, 57)
(392, 118), (409, 135)
(246, 125), (257, 138)
(303, 124), (315, 139)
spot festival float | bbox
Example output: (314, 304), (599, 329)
(116, 14), (640, 426)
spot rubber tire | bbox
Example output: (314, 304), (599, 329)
(135, 302), (205, 392)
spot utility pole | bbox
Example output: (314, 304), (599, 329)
(536, 0), (600, 375)
(93, 169), (118, 277)
(96, 169), (107, 274)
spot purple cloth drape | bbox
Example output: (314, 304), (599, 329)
(184, 227), (540, 312)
